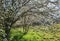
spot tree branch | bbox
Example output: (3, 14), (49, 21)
(11, 7), (34, 26)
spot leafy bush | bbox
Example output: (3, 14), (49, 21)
(10, 30), (44, 41)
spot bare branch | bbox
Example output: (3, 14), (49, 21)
(11, 7), (34, 26)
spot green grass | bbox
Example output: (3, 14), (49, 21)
(0, 24), (60, 41)
(10, 24), (60, 41)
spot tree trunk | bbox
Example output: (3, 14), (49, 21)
(5, 26), (11, 41)
(2, 26), (11, 41)
(2, 34), (8, 41)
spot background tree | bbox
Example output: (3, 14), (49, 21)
(0, 0), (35, 41)
(0, 0), (60, 41)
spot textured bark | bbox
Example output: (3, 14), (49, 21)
(2, 25), (11, 41)
(2, 35), (8, 41)
(5, 25), (11, 41)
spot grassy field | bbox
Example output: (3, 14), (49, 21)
(0, 24), (60, 41)
(10, 24), (60, 41)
